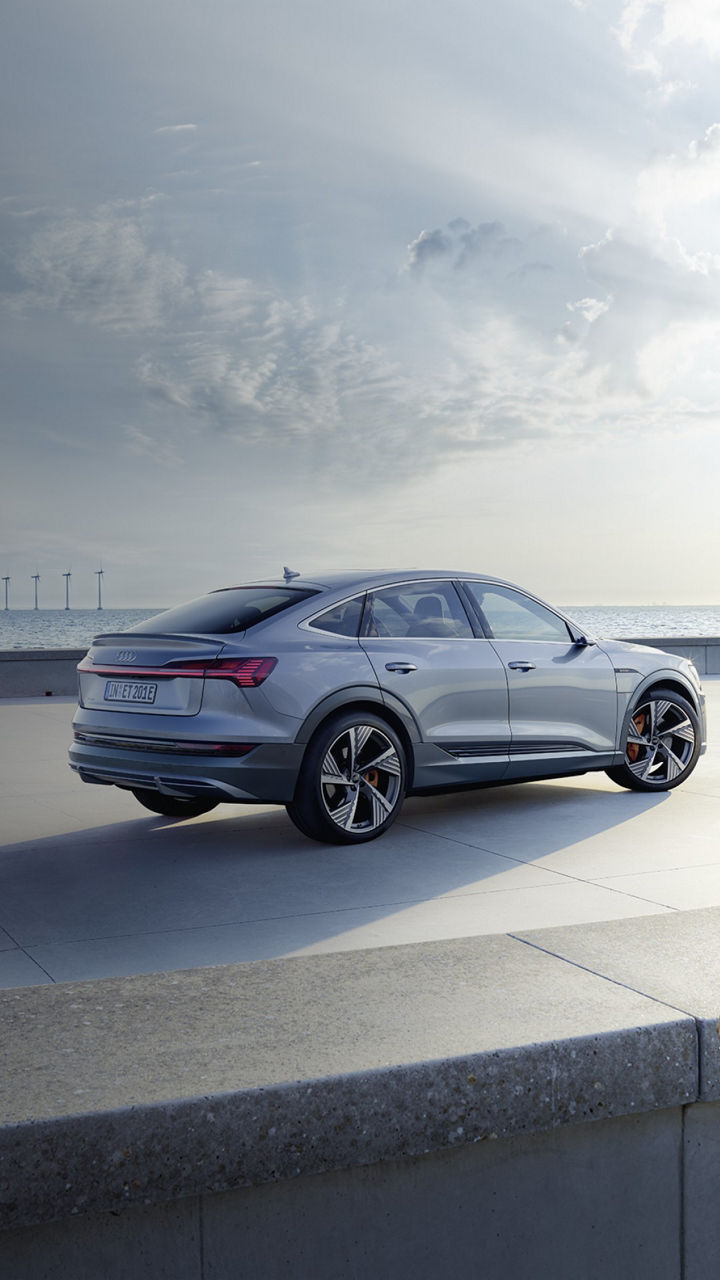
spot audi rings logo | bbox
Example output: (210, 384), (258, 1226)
(114, 649), (137, 663)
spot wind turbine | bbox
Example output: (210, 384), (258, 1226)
(95, 567), (104, 610)
(62, 571), (72, 610)
(1, 577), (9, 610)
(31, 573), (40, 610)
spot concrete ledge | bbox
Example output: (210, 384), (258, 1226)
(0, 637), (717, 698)
(618, 635), (720, 674)
(0, 650), (84, 697)
(515, 907), (720, 1099)
(0, 934), (698, 1231)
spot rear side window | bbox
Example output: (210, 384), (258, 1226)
(364, 582), (473, 639)
(307, 597), (364, 636)
(128, 587), (319, 635)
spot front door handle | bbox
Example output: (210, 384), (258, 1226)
(507, 661), (536, 671)
(385, 662), (418, 674)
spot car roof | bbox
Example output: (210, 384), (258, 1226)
(228, 569), (510, 593)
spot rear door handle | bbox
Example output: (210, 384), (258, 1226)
(385, 662), (418, 674)
(507, 661), (536, 671)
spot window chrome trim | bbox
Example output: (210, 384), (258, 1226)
(299, 578), (484, 640)
(460, 579), (575, 643)
(361, 578), (477, 640)
(298, 576), (581, 643)
(299, 590), (368, 638)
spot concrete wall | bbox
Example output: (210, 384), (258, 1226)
(620, 636), (720, 675)
(0, 650), (84, 697)
(3, 1103), (710, 1280)
(1, 638), (718, 698)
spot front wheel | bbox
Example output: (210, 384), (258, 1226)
(286, 713), (407, 844)
(606, 687), (701, 792)
(131, 788), (219, 818)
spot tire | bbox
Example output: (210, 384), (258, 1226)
(606, 686), (701, 792)
(286, 712), (407, 844)
(131, 788), (219, 818)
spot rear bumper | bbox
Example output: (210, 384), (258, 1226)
(68, 737), (305, 805)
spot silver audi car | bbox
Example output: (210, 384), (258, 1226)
(69, 569), (706, 843)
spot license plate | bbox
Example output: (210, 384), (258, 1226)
(104, 680), (157, 704)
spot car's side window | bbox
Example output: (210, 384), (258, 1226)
(307, 597), (364, 636)
(464, 583), (572, 642)
(365, 582), (473, 639)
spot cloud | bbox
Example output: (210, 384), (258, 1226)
(571, 226), (720, 393)
(405, 219), (526, 275)
(137, 277), (411, 459)
(123, 216), (590, 476)
(637, 123), (720, 234)
(154, 123), (199, 134)
(614, 0), (720, 77)
(656, 0), (720, 56)
(405, 228), (452, 272)
(5, 195), (720, 483)
(560, 295), (611, 345)
(122, 426), (183, 466)
(12, 199), (192, 330)
(0, 197), (49, 219)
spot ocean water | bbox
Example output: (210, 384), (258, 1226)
(568, 605), (720, 640)
(2, 604), (720, 650)
(0, 609), (163, 651)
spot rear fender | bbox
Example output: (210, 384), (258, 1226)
(295, 686), (422, 747)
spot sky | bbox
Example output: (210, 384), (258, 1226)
(2, 0), (720, 608)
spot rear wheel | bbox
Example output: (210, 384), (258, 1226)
(131, 788), (219, 818)
(286, 712), (406, 844)
(606, 687), (700, 792)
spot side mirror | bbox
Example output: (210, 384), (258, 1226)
(573, 633), (595, 647)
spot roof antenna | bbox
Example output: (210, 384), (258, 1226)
(283, 566), (300, 583)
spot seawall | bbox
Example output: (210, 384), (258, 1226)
(0, 649), (86, 698)
(1, 636), (720, 699)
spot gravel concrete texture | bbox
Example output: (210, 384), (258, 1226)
(684, 1101), (720, 1278)
(0, 1196), (200, 1280)
(200, 1108), (684, 1280)
(0, 934), (696, 1229)
(0, 1109), (685, 1280)
(514, 907), (720, 1099)
(1, 680), (719, 986)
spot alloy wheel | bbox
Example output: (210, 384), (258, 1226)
(319, 723), (403, 835)
(624, 696), (696, 785)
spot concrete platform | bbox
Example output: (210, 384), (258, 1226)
(0, 933), (698, 1230)
(3, 682), (720, 1277)
(3, 906), (720, 1276)
(0, 681), (718, 988)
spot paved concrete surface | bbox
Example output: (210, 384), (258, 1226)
(1, 681), (718, 988)
(2, 936), (694, 1124)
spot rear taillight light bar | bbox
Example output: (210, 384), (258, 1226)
(171, 657), (278, 687)
(77, 656), (277, 688)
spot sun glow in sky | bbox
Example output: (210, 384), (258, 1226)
(2, 0), (720, 607)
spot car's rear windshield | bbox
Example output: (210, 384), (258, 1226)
(128, 587), (319, 636)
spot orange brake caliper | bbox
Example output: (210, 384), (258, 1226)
(627, 712), (646, 763)
(363, 769), (379, 788)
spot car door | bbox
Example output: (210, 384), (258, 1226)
(359, 579), (510, 782)
(461, 581), (617, 778)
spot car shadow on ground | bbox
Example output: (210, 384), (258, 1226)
(0, 777), (673, 987)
